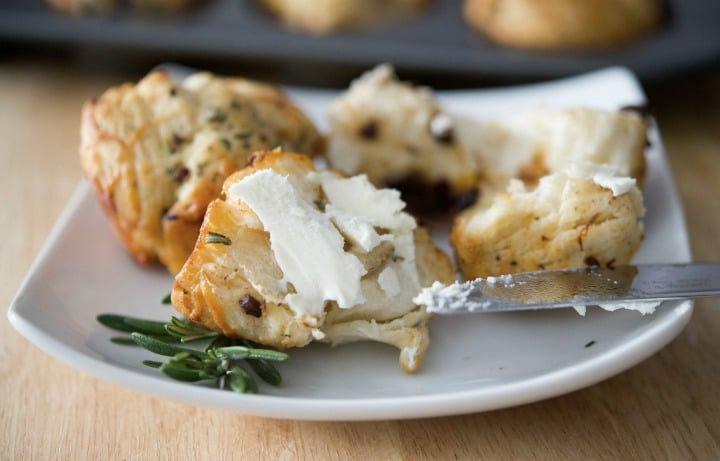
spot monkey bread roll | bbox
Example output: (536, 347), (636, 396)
(80, 70), (323, 274)
(172, 151), (455, 373)
(326, 64), (481, 213)
(472, 107), (649, 188)
(451, 164), (645, 280)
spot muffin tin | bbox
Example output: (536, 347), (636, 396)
(0, 0), (718, 81)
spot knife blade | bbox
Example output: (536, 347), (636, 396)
(414, 263), (720, 315)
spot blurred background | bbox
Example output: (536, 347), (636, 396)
(1, 0), (719, 88)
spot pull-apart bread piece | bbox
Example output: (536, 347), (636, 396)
(172, 151), (455, 373)
(452, 106), (649, 279)
(80, 70), (323, 274)
(473, 107), (648, 189)
(260, 0), (429, 35)
(451, 164), (645, 279)
(327, 64), (481, 213)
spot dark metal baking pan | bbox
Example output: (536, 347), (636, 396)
(1, 0), (719, 81)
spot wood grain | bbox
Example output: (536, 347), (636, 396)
(1, 57), (718, 460)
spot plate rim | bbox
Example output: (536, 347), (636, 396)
(8, 287), (693, 420)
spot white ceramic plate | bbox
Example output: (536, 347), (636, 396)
(8, 67), (693, 421)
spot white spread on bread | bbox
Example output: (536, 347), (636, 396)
(229, 168), (420, 327)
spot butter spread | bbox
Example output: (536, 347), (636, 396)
(317, 173), (414, 230)
(317, 172), (419, 286)
(229, 168), (422, 328)
(569, 162), (636, 197)
(229, 170), (367, 326)
(415, 279), (661, 316)
(324, 205), (381, 252)
(599, 301), (660, 315)
(414, 280), (472, 313)
(591, 172), (636, 197)
(571, 300), (660, 316)
(378, 266), (401, 297)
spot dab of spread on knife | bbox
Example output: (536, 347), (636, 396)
(414, 277), (662, 315)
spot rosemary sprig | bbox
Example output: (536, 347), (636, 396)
(98, 313), (289, 393)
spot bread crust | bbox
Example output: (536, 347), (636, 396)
(451, 172), (645, 279)
(80, 70), (323, 274)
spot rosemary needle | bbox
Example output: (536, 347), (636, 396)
(97, 314), (166, 335)
(131, 333), (198, 357)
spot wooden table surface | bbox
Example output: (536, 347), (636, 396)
(2, 54), (719, 460)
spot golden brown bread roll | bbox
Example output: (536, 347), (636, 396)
(451, 165), (645, 279)
(327, 64), (481, 213)
(463, 0), (664, 50)
(80, 70), (323, 274)
(172, 150), (455, 373)
(260, 0), (429, 35)
(471, 107), (649, 188)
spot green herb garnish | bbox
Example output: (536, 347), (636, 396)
(98, 313), (289, 393)
(205, 232), (232, 245)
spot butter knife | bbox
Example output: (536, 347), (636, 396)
(414, 263), (720, 315)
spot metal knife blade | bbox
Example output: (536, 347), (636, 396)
(414, 263), (720, 315)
